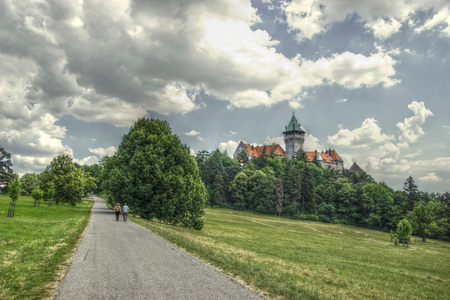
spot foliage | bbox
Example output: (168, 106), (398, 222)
(31, 187), (44, 204)
(81, 164), (103, 194)
(396, 219), (412, 245)
(101, 118), (206, 229)
(8, 175), (21, 202)
(20, 173), (39, 196)
(403, 176), (419, 211)
(408, 200), (447, 242)
(195, 146), (449, 241)
(0, 147), (15, 192)
(39, 155), (95, 205)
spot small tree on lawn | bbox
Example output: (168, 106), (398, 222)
(396, 219), (412, 245)
(31, 187), (44, 207)
(8, 175), (21, 202)
(7, 176), (21, 218)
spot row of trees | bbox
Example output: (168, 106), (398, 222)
(1, 149), (96, 206)
(195, 149), (450, 241)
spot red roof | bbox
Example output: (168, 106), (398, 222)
(304, 151), (342, 163)
(244, 144), (286, 157)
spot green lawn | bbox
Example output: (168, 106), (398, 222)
(131, 208), (450, 300)
(0, 195), (93, 300)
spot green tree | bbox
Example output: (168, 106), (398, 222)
(1, 148), (15, 192)
(251, 168), (277, 214)
(82, 164), (103, 194)
(8, 175), (21, 202)
(403, 176), (419, 211)
(360, 182), (394, 227)
(335, 178), (358, 224)
(45, 182), (56, 205)
(230, 171), (249, 210)
(102, 118), (206, 229)
(40, 155), (90, 205)
(31, 187), (44, 206)
(396, 218), (412, 244)
(282, 160), (302, 216)
(20, 173), (39, 196)
(294, 149), (308, 165)
(408, 200), (447, 242)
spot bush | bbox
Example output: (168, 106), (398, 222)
(396, 219), (412, 245)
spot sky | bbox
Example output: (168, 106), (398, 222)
(1, 0), (449, 193)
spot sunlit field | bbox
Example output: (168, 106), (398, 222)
(0, 195), (92, 299)
(132, 207), (450, 300)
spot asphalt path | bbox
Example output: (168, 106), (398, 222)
(55, 195), (263, 300)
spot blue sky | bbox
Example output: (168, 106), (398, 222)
(1, 0), (449, 192)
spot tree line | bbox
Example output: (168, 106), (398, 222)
(2, 118), (448, 238)
(195, 149), (449, 241)
(1, 148), (96, 206)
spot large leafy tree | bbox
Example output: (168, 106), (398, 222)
(1, 148), (15, 191)
(102, 118), (206, 229)
(408, 200), (447, 242)
(40, 155), (93, 205)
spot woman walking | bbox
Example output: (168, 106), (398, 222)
(114, 203), (121, 221)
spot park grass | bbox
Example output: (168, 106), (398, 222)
(0, 195), (93, 300)
(131, 208), (450, 300)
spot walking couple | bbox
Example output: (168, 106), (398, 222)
(114, 203), (129, 221)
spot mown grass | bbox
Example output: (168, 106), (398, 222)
(0, 195), (93, 300)
(130, 208), (450, 300)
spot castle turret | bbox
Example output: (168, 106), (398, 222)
(283, 113), (305, 159)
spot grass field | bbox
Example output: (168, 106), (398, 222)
(131, 208), (450, 300)
(0, 195), (93, 300)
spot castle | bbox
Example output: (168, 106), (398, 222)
(233, 113), (344, 170)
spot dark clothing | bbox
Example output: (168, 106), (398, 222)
(114, 205), (121, 221)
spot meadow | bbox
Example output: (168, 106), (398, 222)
(132, 208), (450, 300)
(0, 195), (93, 299)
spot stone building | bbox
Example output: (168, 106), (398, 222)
(233, 113), (344, 170)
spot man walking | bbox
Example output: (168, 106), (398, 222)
(122, 203), (129, 221)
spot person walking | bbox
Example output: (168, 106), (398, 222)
(114, 203), (121, 221)
(122, 203), (129, 221)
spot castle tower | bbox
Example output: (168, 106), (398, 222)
(283, 113), (305, 159)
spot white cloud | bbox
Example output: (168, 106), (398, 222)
(337, 98), (348, 103)
(218, 140), (239, 157)
(415, 7), (450, 37)
(89, 146), (117, 157)
(283, 0), (450, 40)
(328, 118), (394, 148)
(396, 101), (433, 144)
(419, 172), (441, 182)
(369, 18), (402, 39)
(184, 130), (201, 137)
(74, 155), (99, 166)
(299, 51), (399, 88)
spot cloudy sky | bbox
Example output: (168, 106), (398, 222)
(1, 0), (449, 193)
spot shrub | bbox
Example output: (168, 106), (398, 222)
(396, 219), (412, 245)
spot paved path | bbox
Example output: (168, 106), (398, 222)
(55, 195), (263, 299)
